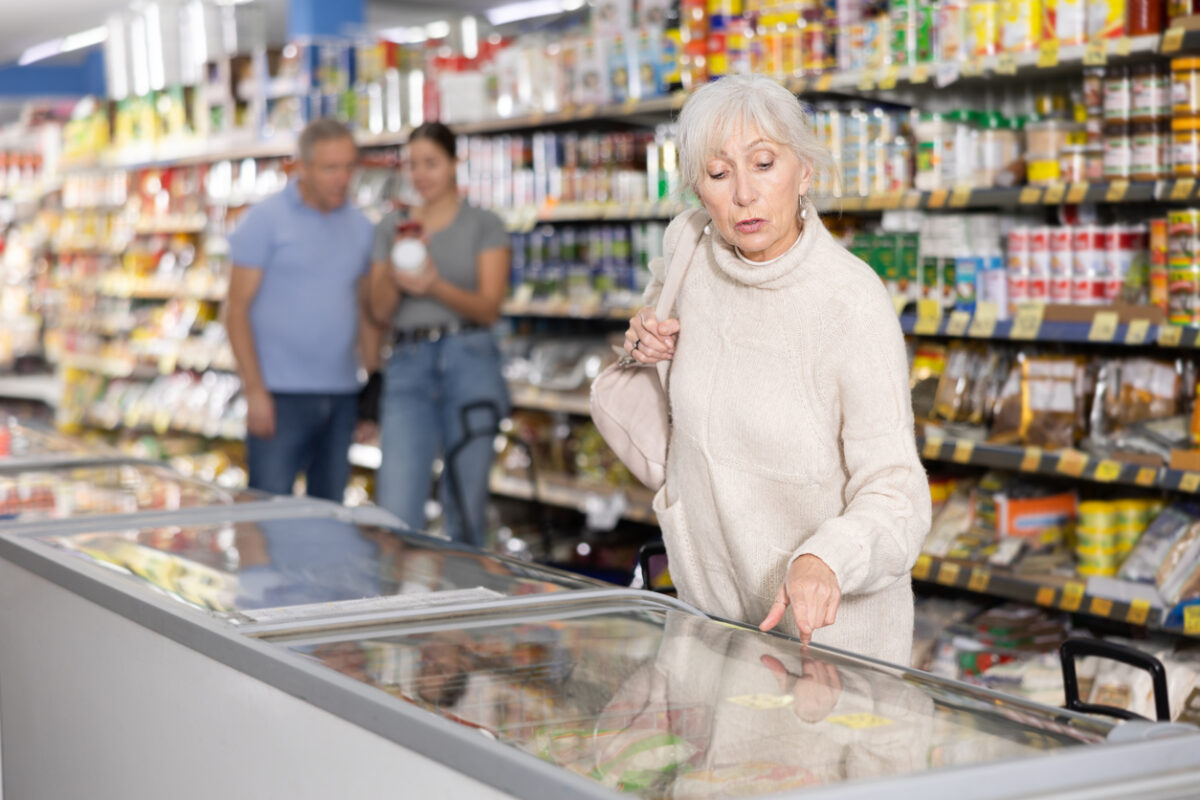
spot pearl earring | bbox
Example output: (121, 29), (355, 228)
(800, 197), (808, 220)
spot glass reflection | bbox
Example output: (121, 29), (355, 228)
(39, 518), (599, 617)
(293, 609), (1101, 798)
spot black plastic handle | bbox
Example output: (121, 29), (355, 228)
(636, 540), (668, 593)
(1060, 638), (1171, 722)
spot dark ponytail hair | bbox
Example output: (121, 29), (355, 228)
(408, 122), (456, 160)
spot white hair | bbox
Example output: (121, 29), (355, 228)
(675, 75), (834, 196)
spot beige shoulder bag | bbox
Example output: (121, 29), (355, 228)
(588, 211), (708, 490)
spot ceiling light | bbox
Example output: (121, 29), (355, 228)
(18, 26), (107, 66)
(485, 0), (569, 26)
(379, 26), (427, 44)
(424, 21), (451, 39)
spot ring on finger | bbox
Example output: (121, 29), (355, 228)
(633, 339), (641, 351)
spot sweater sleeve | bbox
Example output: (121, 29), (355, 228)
(789, 279), (931, 597)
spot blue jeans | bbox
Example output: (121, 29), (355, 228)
(377, 330), (510, 547)
(247, 392), (358, 502)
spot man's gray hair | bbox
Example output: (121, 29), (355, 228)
(298, 118), (356, 163)
(676, 75), (835, 195)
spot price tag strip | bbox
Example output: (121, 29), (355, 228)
(1125, 319), (1151, 345)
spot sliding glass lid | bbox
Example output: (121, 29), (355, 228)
(280, 604), (1112, 798)
(35, 515), (603, 620)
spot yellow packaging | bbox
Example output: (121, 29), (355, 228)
(1076, 527), (1119, 549)
(1056, 0), (1088, 45)
(1087, 0), (1127, 39)
(1002, 0), (1043, 52)
(969, 0), (1001, 56)
(1027, 157), (1062, 185)
(1078, 563), (1120, 576)
(1078, 500), (1117, 529)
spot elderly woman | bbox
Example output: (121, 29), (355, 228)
(625, 75), (930, 665)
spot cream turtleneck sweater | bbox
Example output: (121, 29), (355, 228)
(645, 201), (931, 666)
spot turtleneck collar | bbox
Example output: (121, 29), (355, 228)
(706, 196), (824, 289)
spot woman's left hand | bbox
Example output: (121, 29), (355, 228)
(394, 256), (440, 296)
(759, 555), (841, 644)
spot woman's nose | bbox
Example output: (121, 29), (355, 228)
(733, 172), (756, 206)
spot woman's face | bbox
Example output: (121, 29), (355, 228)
(407, 138), (456, 202)
(695, 125), (813, 262)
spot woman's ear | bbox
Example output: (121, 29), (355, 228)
(796, 160), (815, 197)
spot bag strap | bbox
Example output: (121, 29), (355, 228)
(652, 210), (709, 388)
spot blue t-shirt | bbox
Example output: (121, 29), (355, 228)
(228, 182), (373, 393)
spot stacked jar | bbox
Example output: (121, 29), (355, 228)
(1027, 117), (1085, 185)
(1131, 63), (1171, 181)
(1172, 58), (1200, 179)
(1076, 501), (1123, 577)
(1167, 209), (1200, 325)
(1006, 224), (1148, 308)
(1151, 217), (1169, 312)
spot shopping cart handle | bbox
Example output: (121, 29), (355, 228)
(1060, 638), (1171, 722)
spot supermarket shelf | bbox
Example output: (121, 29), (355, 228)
(502, 301), (635, 320)
(489, 471), (657, 524)
(500, 200), (690, 232)
(508, 385), (593, 416)
(911, 553), (1177, 633)
(899, 309), (1183, 348)
(917, 434), (1200, 496)
(132, 216), (208, 235)
(0, 374), (60, 408)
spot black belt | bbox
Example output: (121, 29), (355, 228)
(392, 322), (485, 346)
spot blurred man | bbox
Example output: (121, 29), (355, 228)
(226, 118), (379, 501)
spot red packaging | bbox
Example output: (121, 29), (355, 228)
(1105, 224), (1144, 279)
(1072, 224), (1106, 275)
(1029, 274), (1050, 301)
(1072, 274), (1107, 304)
(1105, 276), (1126, 301)
(1031, 226), (1053, 276)
(1008, 269), (1030, 306)
(1050, 227), (1073, 276)
(1051, 276), (1074, 302)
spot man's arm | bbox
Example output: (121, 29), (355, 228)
(358, 274), (385, 372)
(226, 265), (275, 438)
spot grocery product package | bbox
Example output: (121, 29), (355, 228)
(1156, 519), (1200, 605)
(1020, 355), (1087, 449)
(989, 357), (1025, 444)
(1119, 503), (1200, 584)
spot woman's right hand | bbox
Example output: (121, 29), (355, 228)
(624, 307), (679, 364)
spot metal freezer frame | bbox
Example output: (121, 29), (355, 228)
(5, 506), (1200, 800)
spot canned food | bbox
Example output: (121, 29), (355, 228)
(1028, 273), (1049, 301)
(1008, 269), (1030, 306)
(1031, 226), (1052, 275)
(1072, 274), (1107, 304)
(1072, 225), (1106, 274)
(1078, 500), (1117, 529)
(1052, 276), (1074, 302)
(1050, 228), (1073, 276)
(1168, 264), (1200, 325)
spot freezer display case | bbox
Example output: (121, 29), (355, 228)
(29, 512), (605, 622)
(0, 459), (254, 525)
(3, 506), (1200, 799)
(0, 419), (100, 459)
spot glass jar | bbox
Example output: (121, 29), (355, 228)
(1131, 62), (1169, 122)
(1104, 65), (1133, 122)
(1173, 115), (1200, 178)
(1172, 57), (1200, 117)
(1083, 67), (1106, 115)
(980, 113), (1021, 187)
(1131, 120), (1169, 180)
(1085, 143), (1107, 180)
(1127, 0), (1165, 35)
(1104, 122), (1133, 179)
(1061, 144), (1089, 182)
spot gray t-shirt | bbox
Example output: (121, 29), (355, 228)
(373, 203), (510, 330)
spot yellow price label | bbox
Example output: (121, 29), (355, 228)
(1126, 318), (1151, 345)
(1089, 596), (1114, 617)
(1038, 39), (1060, 67)
(952, 439), (975, 464)
(1094, 460), (1123, 482)
(1061, 581), (1086, 612)
(842, 196), (865, 211)
(622, 97), (640, 113)
(1172, 178), (1196, 200)
(1116, 35), (1133, 55)
(968, 301), (999, 338)
(1088, 310), (1120, 342)
(1067, 182), (1091, 204)
(1058, 449), (1090, 477)
(866, 194), (888, 211)
(1036, 586), (1057, 606)
(1019, 186), (1044, 205)
(1084, 38), (1108, 66)
(1136, 466), (1159, 486)
(883, 190), (905, 209)
(913, 553), (933, 580)
(1106, 179), (1130, 202)
(879, 65), (901, 90)
(892, 294), (909, 315)
(1163, 26), (1186, 54)
(996, 53), (1019, 75)
(1181, 472), (1200, 493)
(911, 63), (930, 84)
(1185, 605), (1200, 635)
(579, 104), (598, 118)
(938, 561), (962, 585)
(1159, 325), (1184, 346)
(968, 568), (991, 593)
(1127, 597), (1152, 625)
(946, 310), (971, 336)
(904, 190), (924, 209)
(829, 713), (893, 730)
(816, 73), (835, 91)
(1021, 446), (1044, 472)
(914, 298), (943, 334)
(1043, 183), (1068, 205)
(857, 71), (877, 91)
(928, 189), (949, 208)
(962, 56), (984, 77)
(950, 185), (973, 207)
(922, 438), (945, 460)
(1010, 302), (1045, 340)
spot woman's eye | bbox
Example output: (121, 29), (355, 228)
(756, 161), (774, 170)
(708, 171), (727, 180)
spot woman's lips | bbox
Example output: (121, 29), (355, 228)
(735, 219), (766, 233)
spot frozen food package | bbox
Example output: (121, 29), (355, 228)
(1156, 519), (1200, 605)
(1020, 356), (1086, 449)
(1119, 504), (1200, 584)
